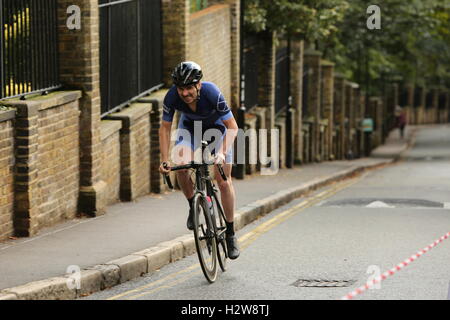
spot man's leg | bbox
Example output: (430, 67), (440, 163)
(173, 144), (196, 229)
(214, 163), (235, 223)
(173, 144), (195, 199)
(214, 163), (240, 259)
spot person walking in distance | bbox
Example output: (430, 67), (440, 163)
(395, 105), (407, 139)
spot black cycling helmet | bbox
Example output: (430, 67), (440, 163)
(171, 61), (203, 87)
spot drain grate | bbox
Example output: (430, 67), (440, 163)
(292, 279), (356, 288)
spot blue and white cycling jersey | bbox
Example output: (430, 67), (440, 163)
(162, 82), (234, 160)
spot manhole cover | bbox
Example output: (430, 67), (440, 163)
(291, 279), (356, 288)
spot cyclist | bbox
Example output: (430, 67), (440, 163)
(158, 61), (240, 260)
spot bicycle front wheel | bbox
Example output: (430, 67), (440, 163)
(211, 194), (227, 272)
(192, 193), (218, 283)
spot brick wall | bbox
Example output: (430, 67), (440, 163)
(106, 104), (152, 201)
(0, 110), (15, 240)
(290, 40), (304, 164)
(100, 121), (122, 206)
(36, 99), (80, 227)
(57, 0), (105, 216)
(7, 91), (82, 236)
(188, 4), (232, 104)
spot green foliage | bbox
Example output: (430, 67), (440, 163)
(244, 0), (349, 42)
(325, 0), (450, 92)
(245, 0), (450, 93)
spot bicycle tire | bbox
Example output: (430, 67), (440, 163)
(211, 194), (228, 272)
(192, 193), (218, 283)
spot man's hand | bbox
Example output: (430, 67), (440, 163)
(214, 153), (226, 165)
(159, 161), (171, 174)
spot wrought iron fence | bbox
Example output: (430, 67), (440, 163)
(414, 87), (421, 107)
(399, 86), (408, 107)
(99, 0), (163, 117)
(438, 92), (446, 110)
(425, 91), (433, 109)
(275, 44), (289, 115)
(1, 0), (60, 100)
(242, 33), (259, 111)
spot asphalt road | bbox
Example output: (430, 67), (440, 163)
(81, 125), (450, 301)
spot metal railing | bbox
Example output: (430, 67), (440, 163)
(414, 87), (423, 108)
(99, 0), (163, 117)
(439, 92), (447, 110)
(1, 0), (60, 100)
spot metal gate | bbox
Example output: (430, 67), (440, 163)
(99, 0), (163, 117)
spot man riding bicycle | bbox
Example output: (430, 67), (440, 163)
(158, 61), (240, 260)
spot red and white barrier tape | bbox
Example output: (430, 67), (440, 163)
(341, 231), (450, 300)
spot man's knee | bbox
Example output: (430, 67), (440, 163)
(217, 178), (232, 191)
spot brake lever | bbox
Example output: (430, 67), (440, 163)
(162, 163), (174, 189)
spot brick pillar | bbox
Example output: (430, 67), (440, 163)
(162, 0), (190, 84)
(290, 39), (304, 164)
(333, 73), (346, 160)
(415, 86), (426, 125)
(359, 91), (367, 157)
(58, 0), (106, 216)
(13, 104), (40, 236)
(445, 91), (450, 123)
(224, 0), (240, 113)
(344, 81), (354, 158)
(321, 60), (334, 161)
(447, 91), (450, 123)
(431, 89), (439, 124)
(405, 84), (414, 124)
(370, 97), (383, 148)
(303, 49), (322, 162)
(258, 31), (276, 130)
(353, 86), (362, 158)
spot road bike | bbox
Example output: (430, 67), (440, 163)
(162, 141), (229, 283)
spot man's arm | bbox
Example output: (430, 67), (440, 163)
(221, 116), (239, 159)
(159, 120), (172, 172)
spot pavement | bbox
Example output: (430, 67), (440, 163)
(0, 125), (419, 300)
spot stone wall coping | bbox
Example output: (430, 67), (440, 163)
(0, 109), (15, 123)
(2, 91), (82, 118)
(190, 3), (229, 21)
(303, 48), (322, 57)
(320, 59), (335, 67)
(244, 113), (257, 125)
(139, 89), (169, 113)
(105, 103), (152, 128)
(248, 106), (267, 116)
(100, 120), (123, 141)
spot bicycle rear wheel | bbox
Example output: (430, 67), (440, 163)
(192, 193), (218, 283)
